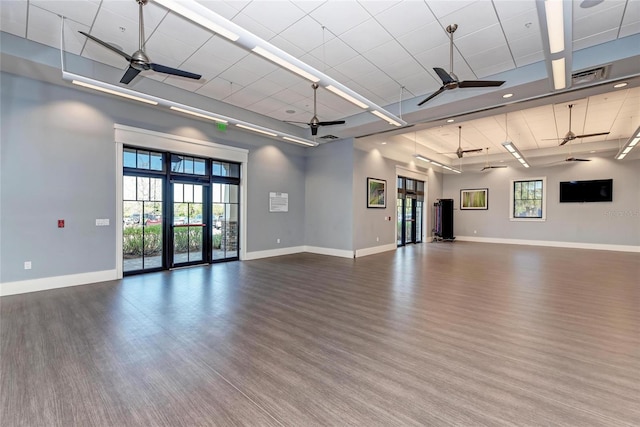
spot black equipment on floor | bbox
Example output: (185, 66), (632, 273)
(433, 199), (455, 241)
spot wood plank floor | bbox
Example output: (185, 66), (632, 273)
(1, 242), (639, 426)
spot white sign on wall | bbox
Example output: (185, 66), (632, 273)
(269, 192), (289, 212)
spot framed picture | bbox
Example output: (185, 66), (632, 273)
(460, 188), (488, 210)
(367, 178), (386, 208)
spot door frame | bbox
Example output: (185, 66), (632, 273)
(395, 166), (429, 246)
(114, 124), (248, 279)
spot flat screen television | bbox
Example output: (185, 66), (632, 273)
(559, 179), (613, 203)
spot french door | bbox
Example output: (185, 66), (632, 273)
(397, 177), (424, 247)
(123, 147), (240, 275)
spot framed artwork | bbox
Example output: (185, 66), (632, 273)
(460, 188), (488, 210)
(367, 178), (386, 208)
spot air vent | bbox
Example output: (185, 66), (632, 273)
(572, 66), (609, 85)
(319, 135), (339, 140)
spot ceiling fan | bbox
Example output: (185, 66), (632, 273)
(548, 104), (610, 146)
(481, 147), (507, 171)
(78, 0), (201, 85)
(441, 126), (483, 158)
(418, 24), (505, 106)
(286, 83), (345, 136)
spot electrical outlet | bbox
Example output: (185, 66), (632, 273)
(24, 261), (32, 270)
(276, 238), (280, 244)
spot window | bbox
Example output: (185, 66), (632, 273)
(510, 177), (546, 221)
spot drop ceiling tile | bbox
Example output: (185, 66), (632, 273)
(199, 36), (250, 64)
(230, 12), (276, 40)
(620, 0), (640, 29)
(28, 6), (89, 55)
(196, 77), (238, 101)
(493, 0), (537, 20)
(473, 58), (516, 80)
(163, 74), (207, 92)
(269, 35), (306, 59)
(361, 39), (413, 70)
(88, 8), (146, 56)
(573, 29), (619, 52)
(263, 68), (305, 88)
(357, 0), (399, 16)
(158, 12), (212, 47)
(437, 1), (499, 38)
(332, 55), (379, 80)
(250, 96), (291, 116)
(507, 33), (544, 60)
(414, 44), (475, 81)
(277, 15), (331, 54)
(189, 1), (239, 20)
(226, 85), (268, 109)
(234, 54), (280, 79)
(244, 78), (287, 100)
(573, 2), (626, 41)
(99, 0), (167, 31)
(269, 86), (308, 105)
(374, 1), (436, 38)
(309, 1), (370, 36)
(339, 18), (391, 54)
(81, 42), (130, 71)
(397, 71), (440, 97)
(145, 31), (203, 65)
(514, 50), (545, 67)
(178, 49), (234, 81)
(378, 59), (427, 82)
(309, 37), (359, 69)
(290, 0), (324, 14)
(1, 0), (27, 38)
(500, 9), (540, 42)
(218, 64), (262, 87)
(240, 1), (306, 34)
(427, 0), (475, 19)
(30, 0), (99, 26)
(396, 24), (450, 57)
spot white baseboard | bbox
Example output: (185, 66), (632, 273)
(456, 236), (640, 253)
(244, 246), (305, 260)
(355, 243), (397, 258)
(0, 269), (118, 297)
(303, 246), (354, 259)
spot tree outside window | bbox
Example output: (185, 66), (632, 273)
(510, 177), (546, 221)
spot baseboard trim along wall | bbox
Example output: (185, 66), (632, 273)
(0, 269), (118, 297)
(354, 243), (397, 258)
(244, 246), (306, 261)
(303, 246), (354, 259)
(455, 236), (640, 253)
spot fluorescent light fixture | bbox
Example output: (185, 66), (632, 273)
(154, 0), (239, 41)
(614, 82), (628, 88)
(502, 93), (514, 99)
(283, 136), (316, 147)
(446, 119), (455, 123)
(371, 111), (402, 126)
(545, 0), (565, 54)
(552, 58), (566, 90)
(502, 141), (530, 168)
(236, 124), (277, 137)
(615, 125), (640, 160)
(170, 106), (228, 123)
(413, 154), (461, 172)
(326, 85), (368, 109)
(253, 47), (320, 83)
(70, 78), (158, 105)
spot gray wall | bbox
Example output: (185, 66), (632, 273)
(442, 158), (640, 245)
(304, 139), (354, 251)
(0, 72), (308, 282)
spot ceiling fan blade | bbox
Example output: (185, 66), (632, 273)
(79, 31), (132, 61)
(458, 80), (505, 88)
(574, 131), (610, 139)
(566, 157), (591, 162)
(149, 63), (201, 80)
(461, 148), (484, 154)
(317, 120), (346, 126)
(418, 86), (446, 106)
(542, 137), (563, 141)
(433, 67), (456, 84)
(120, 66), (141, 84)
(283, 120), (311, 125)
(559, 138), (571, 146)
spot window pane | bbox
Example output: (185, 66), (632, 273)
(183, 157), (194, 174)
(174, 183), (184, 203)
(194, 159), (206, 175)
(171, 155), (183, 172)
(194, 185), (203, 203)
(228, 185), (238, 203)
(150, 151), (163, 171)
(150, 178), (163, 201)
(184, 184), (194, 203)
(137, 150), (150, 169)
(406, 179), (415, 191)
(228, 163), (240, 178)
(124, 148), (137, 168)
(123, 176), (136, 200)
(137, 177), (150, 201)
(212, 162), (222, 177)
(211, 183), (221, 203)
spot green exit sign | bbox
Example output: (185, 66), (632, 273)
(217, 122), (227, 132)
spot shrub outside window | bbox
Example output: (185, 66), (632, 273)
(510, 177), (546, 221)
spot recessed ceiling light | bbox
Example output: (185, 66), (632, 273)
(446, 119), (454, 123)
(613, 82), (628, 88)
(580, 0), (604, 8)
(590, 150), (596, 153)
(381, 142), (387, 145)
(502, 93), (514, 98)
(285, 109), (296, 114)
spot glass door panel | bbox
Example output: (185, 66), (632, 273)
(123, 176), (164, 272)
(416, 201), (423, 243)
(405, 196), (414, 244)
(397, 197), (403, 245)
(212, 183), (239, 261)
(172, 183), (205, 266)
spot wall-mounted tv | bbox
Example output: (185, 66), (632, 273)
(559, 179), (613, 203)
